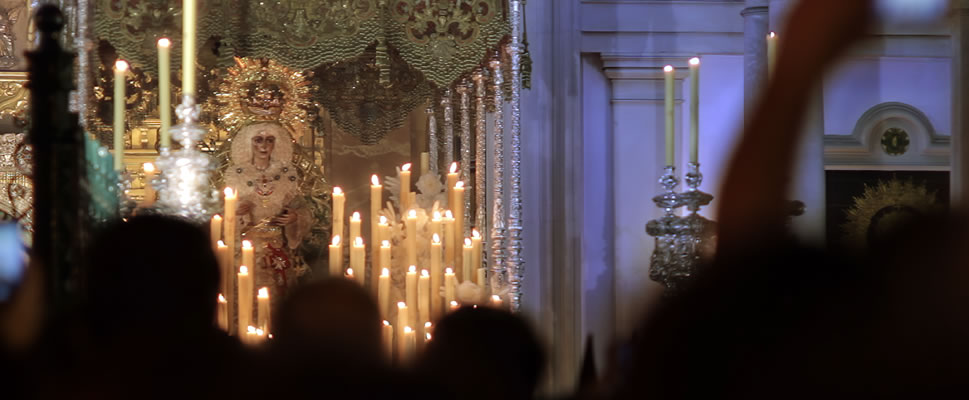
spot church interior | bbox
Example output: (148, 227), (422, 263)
(2, 0), (969, 398)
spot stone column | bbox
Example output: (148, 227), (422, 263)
(952, 0), (969, 206)
(742, 0), (770, 122)
(602, 55), (687, 337)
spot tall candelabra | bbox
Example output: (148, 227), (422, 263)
(153, 95), (218, 223)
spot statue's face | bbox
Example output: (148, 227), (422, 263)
(252, 131), (276, 162)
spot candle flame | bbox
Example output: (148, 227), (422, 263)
(351, 211), (361, 220)
(433, 210), (442, 220)
(402, 163), (412, 172)
(333, 186), (343, 195)
(491, 295), (501, 302)
(382, 268), (390, 277)
(769, 31), (776, 38)
(143, 162), (155, 173)
(247, 326), (257, 333)
(425, 321), (432, 328)
(212, 214), (222, 222)
(157, 38), (171, 48)
(383, 320), (391, 326)
(450, 301), (459, 308)
(404, 326), (413, 334)
(409, 265), (416, 273)
(240, 266), (248, 274)
(449, 162), (458, 174)
(258, 287), (269, 298)
(426, 333), (432, 340)
(398, 301), (407, 309)
(381, 240), (390, 248)
(445, 210), (454, 219)
(455, 181), (465, 189)
(371, 174), (380, 186)
(408, 209), (417, 218)
(421, 269), (429, 277)
(445, 267), (454, 274)
(346, 268), (354, 276)
(218, 294), (226, 302)
(432, 233), (441, 244)
(689, 57), (700, 66)
(355, 237), (364, 246)
(217, 240), (226, 248)
(256, 328), (264, 336)
(242, 240), (252, 250)
(664, 65), (674, 72)
(472, 228), (480, 239)
(464, 238), (472, 247)
(115, 60), (129, 71)
(332, 235), (341, 246)
(224, 187), (236, 198)
(379, 215), (388, 225)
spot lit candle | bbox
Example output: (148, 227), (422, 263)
(182, 0), (197, 97)
(223, 188), (237, 289)
(241, 240), (254, 272)
(346, 267), (355, 280)
(217, 240), (230, 310)
(157, 38), (171, 148)
(401, 326), (416, 364)
(430, 211), (443, 240)
(406, 266), (418, 328)
(406, 210), (418, 267)
(430, 233), (443, 321)
(452, 181), (465, 268)
(113, 60), (128, 171)
(142, 163), (156, 207)
(444, 267), (456, 307)
(245, 325), (257, 345)
(328, 235), (342, 277)
(217, 294), (228, 331)
(449, 300), (459, 312)
(400, 163), (412, 210)
(379, 239), (391, 275)
(418, 269), (430, 328)
(370, 174), (382, 286)
(351, 237), (366, 286)
(237, 266), (253, 337)
(332, 187), (345, 238)
(382, 320), (394, 361)
(378, 267), (391, 319)
(257, 287), (271, 333)
(350, 212), (362, 243)
(446, 162), (459, 209)
(397, 302), (409, 359)
(210, 214), (222, 251)
(462, 238), (473, 283)
(490, 294), (503, 308)
(420, 152), (429, 176)
(471, 228), (482, 276)
(664, 65), (675, 166)
(443, 211), (455, 268)
(767, 32), (778, 77)
(689, 57), (700, 164)
(377, 217), (391, 294)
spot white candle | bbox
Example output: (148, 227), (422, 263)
(377, 217), (391, 294)
(446, 162), (459, 209)
(443, 211), (455, 268)
(382, 320), (394, 361)
(237, 266), (253, 337)
(401, 326), (416, 364)
(241, 240), (254, 272)
(141, 163), (156, 207)
(400, 163), (412, 210)
(449, 300), (459, 312)
(217, 241), (230, 313)
(346, 267), (355, 280)
(329, 235), (342, 277)
(113, 60), (128, 171)
(430, 211), (443, 240)
(419, 269), (430, 327)
(406, 210), (418, 266)
(462, 238), (473, 283)
(452, 181), (465, 267)
(217, 294), (228, 331)
(157, 38), (171, 148)
(332, 187), (345, 238)
(397, 302), (409, 360)
(420, 152), (429, 176)
(245, 326), (257, 345)
(350, 212), (362, 243)
(370, 175), (382, 287)
(767, 32), (778, 78)
(664, 65), (675, 166)
(351, 237), (366, 286)
(490, 294), (503, 308)
(444, 267), (456, 307)
(378, 267), (391, 319)
(471, 228), (482, 276)
(182, 0), (197, 97)
(210, 214), (222, 251)
(223, 188), (237, 309)
(406, 266), (418, 328)
(689, 57), (700, 164)
(430, 233), (443, 321)
(257, 287), (270, 333)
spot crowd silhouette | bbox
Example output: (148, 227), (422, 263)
(5, 0), (969, 398)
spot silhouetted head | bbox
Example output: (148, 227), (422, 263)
(273, 278), (381, 365)
(418, 307), (544, 400)
(86, 215), (219, 339)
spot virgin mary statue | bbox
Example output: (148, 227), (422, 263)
(213, 58), (330, 300)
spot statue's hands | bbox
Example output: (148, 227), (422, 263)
(237, 200), (255, 216)
(274, 207), (297, 226)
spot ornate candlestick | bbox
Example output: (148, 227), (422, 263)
(646, 166), (683, 289)
(489, 53), (507, 294)
(153, 95), (218, 223)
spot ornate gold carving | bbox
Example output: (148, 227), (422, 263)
(0, 3), (24, 69)
(0, 72), (27, 129)
(0, 133), (32, 233)
(842, 178), (942, 249)
(211, 57), (316, 139)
